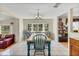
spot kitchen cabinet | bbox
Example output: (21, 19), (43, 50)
(70, 38), (79, 56)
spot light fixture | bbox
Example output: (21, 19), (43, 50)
(53, 3), (61, 8)
(34, 9), (42, 20)
(10, 22), (14, 25)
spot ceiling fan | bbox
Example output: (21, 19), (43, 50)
(53, 3), (61, 8)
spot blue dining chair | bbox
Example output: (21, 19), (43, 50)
(33, 34), (47, 56)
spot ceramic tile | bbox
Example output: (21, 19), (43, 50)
(0, 40), (68, 56)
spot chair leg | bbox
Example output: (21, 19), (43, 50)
(43, 50), (45, 56)
(34, 50), (36, 56)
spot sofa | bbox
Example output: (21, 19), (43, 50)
(0, 34), (15, 49)
(0, 34), (2, 38)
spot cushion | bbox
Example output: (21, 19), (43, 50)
(0, 41), (4, 44)
(4, 38), (12, 41)
(5, 34), (14, 38)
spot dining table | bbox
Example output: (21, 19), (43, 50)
(27, 33), (51, 56)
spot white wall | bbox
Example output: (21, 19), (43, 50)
(53, 17), (58, 42)
(19, 18), (23, 42)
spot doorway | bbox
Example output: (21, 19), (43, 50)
(58, 17), (68, 42)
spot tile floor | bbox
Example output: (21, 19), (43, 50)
(0, 40), (68, 56)
(60, 42), (68, 48)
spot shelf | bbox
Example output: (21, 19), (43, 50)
(58, 18), (68, 42)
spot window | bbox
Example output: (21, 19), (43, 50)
(28, 24), (32, 31)
(39, 24), (43, 31)
(33, 24), (38, 31)
(45, 24), (49, 31)
(33, 24), (43, 32)
(72, 22), (79, 30)
(27, 24), (49, 32)
(72, 18), (79, 32)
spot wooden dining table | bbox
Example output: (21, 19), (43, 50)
(27, 33), (51, 56)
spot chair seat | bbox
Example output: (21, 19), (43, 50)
(34, 48), (44, 50)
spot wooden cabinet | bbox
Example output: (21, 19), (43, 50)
(70, 38), (79, 56)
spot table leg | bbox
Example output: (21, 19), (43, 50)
(27, 42), (30, 56)
(48, 42), (51, 56)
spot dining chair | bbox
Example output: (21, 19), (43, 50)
(33, 34), (47, 56)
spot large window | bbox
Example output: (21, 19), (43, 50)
(0, 25), (10, 35)
(27, 24), (49, 32)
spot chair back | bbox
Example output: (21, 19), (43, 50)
(33, 34), (47, 50)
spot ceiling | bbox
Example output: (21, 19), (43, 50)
(0, 3), (79, 20)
